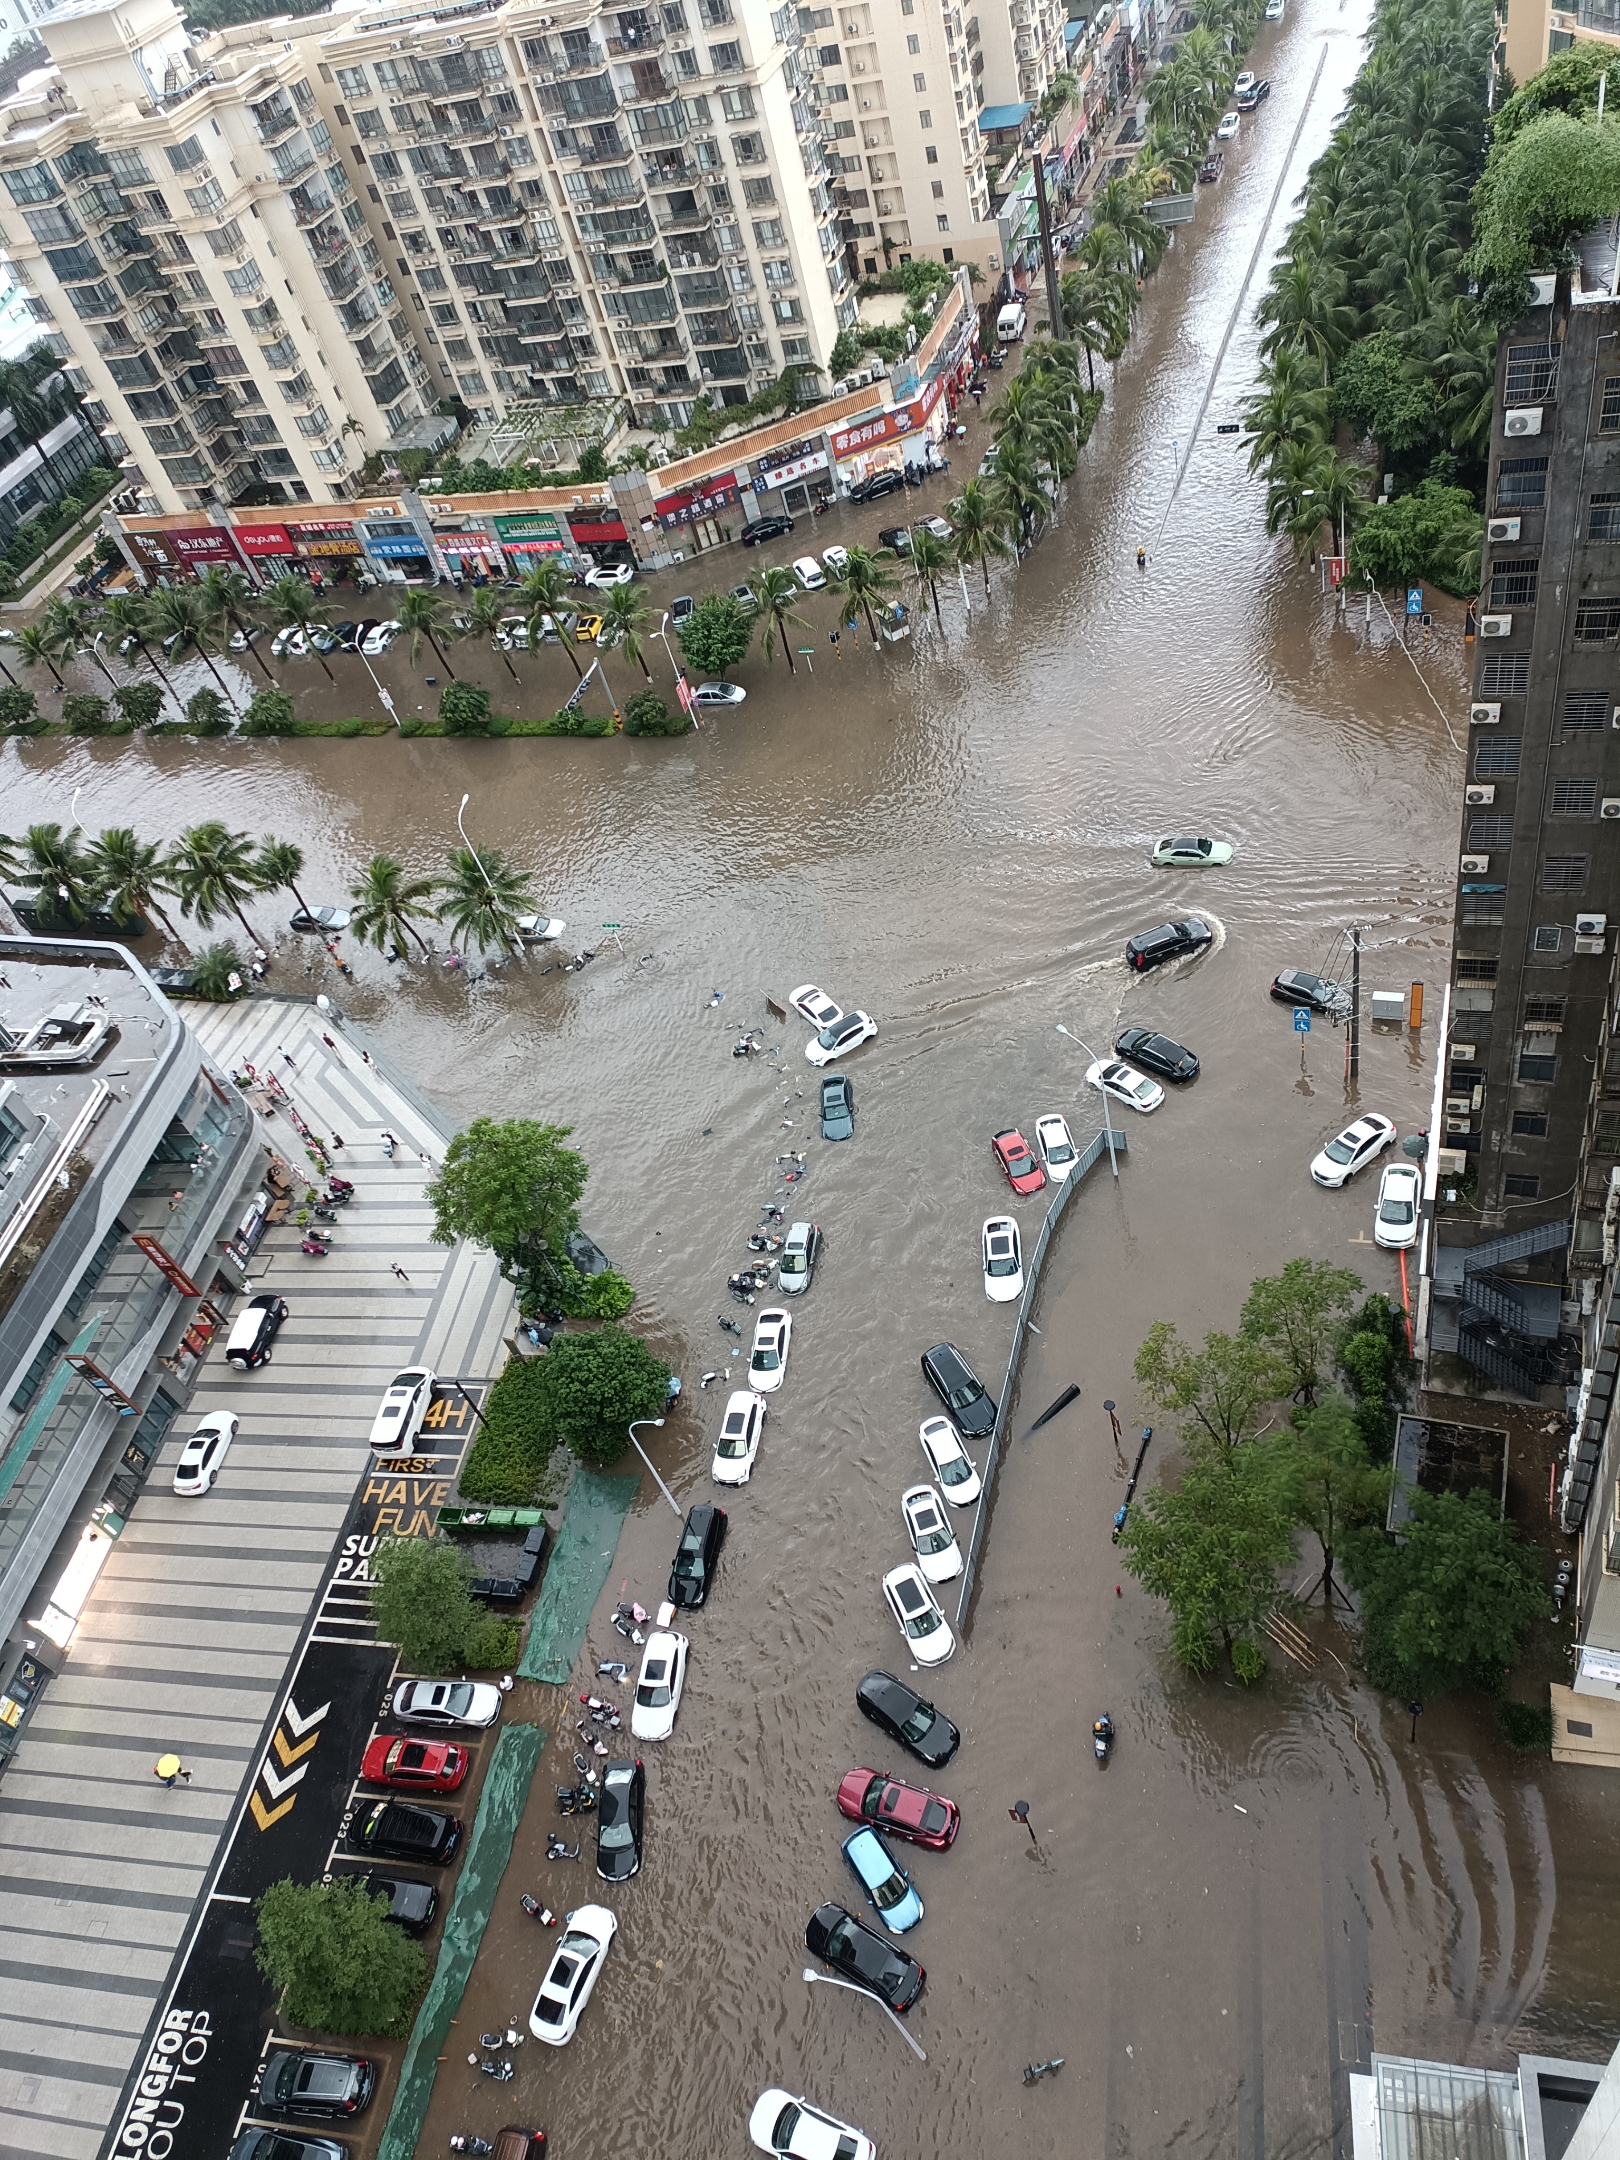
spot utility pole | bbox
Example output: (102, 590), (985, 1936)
(1348, 924), (1363, 1090)
(1028, 133), (1064, 343)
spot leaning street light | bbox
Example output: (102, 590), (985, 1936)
(627, 1417), (682, 1519)
(1055, 1023), (1117, 1178)
(801, 1968), (926, 2062)
(456, 792), (522, 959)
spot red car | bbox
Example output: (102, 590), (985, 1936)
(360, 1735), (469, 1792)
(836, 1767), (960, 1851)
(992, 1127), (1046, 1195)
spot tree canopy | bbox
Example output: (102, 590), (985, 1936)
(675, 593), (753, 677)
(1471, 111), (1620, 293)
(255, 1876), (428, 2036)
(427, 1116), (587, 1269)
(1347, 1488), (1548, 1698)
(1134, 1319), (1283, 1456)
(1117, 1446), (1297, 1679)
(370, 1534), (517, 1673)
(531, 1325), (671, 1469)
(1260, 1395), (1392, 1605)
(1240, 1258), (1364, 1405)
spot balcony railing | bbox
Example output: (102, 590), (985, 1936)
(559, 133), (629, 164)
(291, 186), (335, 228)
(656, 204), (714, 232)
(540, 37), (609, 74)
(254, 104), (300, 146)
(631, 116), (689, 147)
(620, 65), (679, 102)
(606, 22), (665, 53)
(270, 151), (318, 189)
(92, 331), (141, 356)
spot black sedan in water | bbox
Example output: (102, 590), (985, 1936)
(1114, 1026), (1200, 1084)
(855, 1669), (961, 1767)
(920, 1342), (997, 1438)
(668, 1502), (728, 1609)
(595, 1757), (645, 1882)
(1270, 967), (1350, 1017)
(805, 1902), (926, 2011)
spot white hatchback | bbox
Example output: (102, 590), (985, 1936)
(790, 984), (844, 1030)
(792, 555), (827, 591)
(369, 1367), (438, 1453)
(630, 1629), (689, 1741)
(1085, 1057), (1165, 1114)
(1216, 109), (1241, 140)
(1034, 1112), (1078, 1179)
(822, 545), (850, 574)
(919, 1414), (981, 1505)
(882, 1561), (955, 1665)
(712, 1388), (766, 1483)
(982, 1214), (1023, 1303)
(173, 1411), (238, 1495)
(901, 1482), (964, 1582)
(748, 2090), (876, 2160)
(529, 1904), (617, 2043)
(748, 1307), (792, 1393)
(1374, 1160), (1422, 1249)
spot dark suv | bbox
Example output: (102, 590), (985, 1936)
(1124, 917), (1212, 972)
(226, 1292), (288, 1370)
(741, 513), (795, 545)
(255, 2049), (376, 2121)
(849, 469), (905, 504)
(346, 1798), (462, 1865)
(668, 1502), (727, 1608)
(920, 1342), (997, 1437)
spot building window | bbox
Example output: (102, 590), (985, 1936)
(1564, 690), (1608, 731)
(925, 143), (939, 162)
(1543, 853), (1589, 889)
(336, 66), (370, 96)
(1474, 737), (1521, 776)
(1601, 375), (1620, 432)
(1574, 598), (1620, 643)
(907, 30), (921, 49)
(1487, 557), (1538, 607)
(1517, 1053), (1558, 1082)
(936, 212), (949, 229)
(1511, 1110), (1549, 1136)
(165, 136), (206, 172)
(1591, 492), (1620, 540)
(1550, 776), (1598, 816)
(1594, 1111), (1620, 1156)
(914, 71), (927, 89)
(931, 178), (945, 196)
(1456, 954), (1498, 983)
(1524, 998), (1566, 1029)
(1462, 897), (1505, 926)
(1478, 652), (1530, 696)
(1503, 1172), (1541, 1198)
(1532, 924), (1562, 952)
(1496, 455), (1547, 509)
(919, 107), (932, 126)
(1467, 815), (1512, 847)
(1504, 339), (1560, 402)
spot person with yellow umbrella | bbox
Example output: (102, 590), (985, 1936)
(153, 1754), (192, 1787)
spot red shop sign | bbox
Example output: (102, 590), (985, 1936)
(235, 524), (293, 555)
(567, 517), (627, 543)
(653, 471), (739, 529)
(830, 378), (943, 460)
(167, 529), (239, 561)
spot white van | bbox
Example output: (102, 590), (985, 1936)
(996, 300), (1027, 342)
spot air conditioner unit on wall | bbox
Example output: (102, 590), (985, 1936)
(1460, 854), (1490, 874)
(1470, 702), (1501, 725)
(1488, 515), (1521, 542)
(1465, 784), (1496, 805)
(1577, 914), (1609, 936)
(1479, 614), (1513, 637)
(1504, 407), (1542, 437)
(1605, 799), (1620, 818)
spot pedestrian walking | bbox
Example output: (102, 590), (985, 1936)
(391, 1263), (411, 1283)
(153, 1755), (192, 1787)
(329, 1133), (344, 1150)
(321, 1033), (337, 1051)
(359, 1050), (372, 1065)
(169, 1190), (184, 1212)
(1136, 544), (1147, 570)
(279, 1047), (297, 1070)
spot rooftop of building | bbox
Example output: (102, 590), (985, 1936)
(979, 101), (1033, 132)
(0, 940), (177, 1318)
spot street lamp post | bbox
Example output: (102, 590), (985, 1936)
(1055, 1023), (1117, 1177)
(801, 1968), (926, 2062)
(627, 1417), (682, 1519)
(457, 792), (522, 958)
(652, 613), (682, 686)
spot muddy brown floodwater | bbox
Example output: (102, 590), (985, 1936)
(10, 0), (1620, 2150)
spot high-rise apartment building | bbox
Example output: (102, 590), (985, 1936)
(1430, 266), (1620, 1396)
(0, 0), (443, 514)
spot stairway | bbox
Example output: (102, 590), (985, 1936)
(1438, 1219), (1570, 1397)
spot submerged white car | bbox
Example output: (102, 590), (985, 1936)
(900, 1482), (963, 1583)
(369, 1368), (438, 1452)
(1374, 1160), (1422, 1249)
(173, 1411), (238, 1495)
(792, 554), (827, 591)
(748, 1306), (793, 1393)
(882, 1561), (955, 1666)
(630, 1629), (689, 1741)
(1034, 1112), (1077, 1179)
(711, 1388), (766, 1484)
(1310, 1112), (1396, 1189)
(919, 1414), (981, 1506)
(1085, 1058), (1165, 1114)
(529, 1904), (617, 2043)
(748, 2090), (876, 2160)
(806, 1012), (877, 1066)
(790, 984), (844, 1030)
(982, 1214), (1023, 1303)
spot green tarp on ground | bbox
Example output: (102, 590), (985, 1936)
(376, 1720), (547, 2160)
(517, 1469), (639, 1684)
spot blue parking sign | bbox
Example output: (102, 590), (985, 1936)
(1293, 1007), (1311, 1033)
(1406, 587), (1423, 616)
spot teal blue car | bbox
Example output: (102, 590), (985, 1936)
(840, 1825), (924, 1934)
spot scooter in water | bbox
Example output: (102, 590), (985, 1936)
(449, 2138), (494, 2155)
(1023, 2057), (1064, 2086)
(477, 2058), (514, 2082)
(1092, 1714), (1114, 1767)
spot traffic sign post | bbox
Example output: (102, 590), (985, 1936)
(1293, 1008), (1311, 1033)
(797, 646), (815, 673)
(1406, 587), (1423, 617)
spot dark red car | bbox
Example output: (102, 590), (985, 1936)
(992, 1127), (1046, 1195)
(836, 1768), (961, 1851)
(360, 1735), (469, 1792)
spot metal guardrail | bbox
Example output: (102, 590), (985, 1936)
(953, 1124), (1127, 1633)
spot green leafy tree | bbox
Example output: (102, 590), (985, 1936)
(243, 687), (295, 736)
(1240, 1258), (1364, 1405)
(45, 596), (119, 691)
(256, 836), (316, 923)
(347, 852), (439, 956)
(1331, 329), (1445, 456)
(439, 681), (491, 736)
(371, 1534), (482, 1673)
(754, 565), (810, 674)
(1346, 1488), (1549, 1699)
(15, 621), (64, 690)
(61, 692), (109, 734)
(435, 843), (534, 956)
(1134, 1318), (1284, 1459)
(459, 1353), (561, 1505)
(1261, 1394), (1392, 1606)
(113, 680), (163, 729)
(427, 1116), (588, 1275)
(86, 827), (182, 936)
(191, 938), (247, 1000)
(675, 592), (752, 678)
(184, 686), (229, 734)
(1471, 110), (1620, 295)
(1349, 479), (1483, 596)
(255, 1876), (428, 2038)
(14, 820), (98, 924)
(533, 1325), (671, 1470)
(1117, 1446), (1297, 1677)
(0, 684), (37, 731)
(623, 690), (686, 736)
(1337, 1291), (1413, 1454)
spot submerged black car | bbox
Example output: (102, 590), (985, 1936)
(595, 1757), (646, 1882)
(1270, 967), (1349, 1017)
(1114, 1026), (1200, 1084)
(805, 1902), (926, 2011)
(351, 1870), (437, 1934)
(668, 1502), (728, 1609)
(1125, 918), (1212, 972)
(920, 1342), (996, 1438)
(855, 1670), (961, 1767)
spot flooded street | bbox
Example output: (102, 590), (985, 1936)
(10, 0), (1620, 2150)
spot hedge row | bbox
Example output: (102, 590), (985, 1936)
(458, 1353), (561, 1506)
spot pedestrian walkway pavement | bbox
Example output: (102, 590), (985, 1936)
(0, 999), (514, 2160)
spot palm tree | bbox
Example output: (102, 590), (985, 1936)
(347, 852), (439, 958)
(908, 525), (952, 626)
(43, 596), (119, 691)
(1241, 347), (1331, 475)
(827, 543), (900, 648)
(167, 820), (269, 948)
(14, 821), (97, 926)
(948, 478), (1013, 594)
(86, 827), (183, 938)
(993, 440), (1058, 548)
(190, 939), (247, 1002)
(598, 582), (654, 680)
(396, 587), (458, 679)
(754, 565), (811, 673)
(517, 560), (585, 681)
(1061, 263), (1133, 391)
(465, 585), (519, 682)
(0, 831), (25, 929)
(1256, 255), (1360, 369)
(435, 843), (534, 957)
(1091, 176), (1168, 274)
(16, 622), (64, 691)
(1135, 126), (1198, 196)
(197, 564), (274, 683)
(263, 573), (335, 685)
(101, 592), (179, 710)
(143, 586), (241, 712)
(256, 837), (316, 924)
